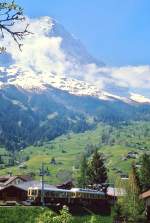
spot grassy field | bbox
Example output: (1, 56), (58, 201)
(0, 122), (149, 184)
(0, 206), (113, 223)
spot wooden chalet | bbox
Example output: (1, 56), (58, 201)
(0, 175), (32, 204)
(0, 184), (27, 203)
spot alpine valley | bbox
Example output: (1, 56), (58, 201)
(0, 17), (150, 182)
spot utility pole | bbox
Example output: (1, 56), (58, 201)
(41, 162), (45, 206)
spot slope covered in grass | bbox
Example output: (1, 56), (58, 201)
(0, 122), (149, 184)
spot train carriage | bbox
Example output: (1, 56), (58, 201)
(28, 187), (111, 214)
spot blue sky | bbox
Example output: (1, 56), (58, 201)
(16, 0), (150, 66)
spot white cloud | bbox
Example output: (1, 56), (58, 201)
(1, 16), (150, 96)
(79, 65), (150, 91)
(2, 17), (71, 76)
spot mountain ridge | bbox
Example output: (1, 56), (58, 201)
(0, 16), (150, 151)
(0, 16), (149, 104)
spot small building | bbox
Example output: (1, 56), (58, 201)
(107, 187), (126, 204)
(126, 151), (138, 159)
(0, 175), (32, 203)
(0, 180), (56, 203)
(120, 174), (128, 180)
(140, 189), (150, 221)
(0, 184), (27, 203)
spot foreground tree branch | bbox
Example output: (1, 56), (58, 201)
(0, 1), (31, 51)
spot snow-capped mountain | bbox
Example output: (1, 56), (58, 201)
(0, 65), (124, 102)
(49, 17), (104, 67)
(1, 16), (150, 150)
(0, 17), (109, 100)
(0, 16), (150, 104)
(0, 64), (149, 105)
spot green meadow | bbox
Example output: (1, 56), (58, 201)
(0, 121), (149, 184)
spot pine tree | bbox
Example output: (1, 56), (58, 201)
(119, 163), (144, 221)
(140, 153), (150, 191)
(87, 150), (107, 186)
(0, 155), (3, 164)
(78, 154), (88, 188)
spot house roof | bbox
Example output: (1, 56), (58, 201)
(17, 180), (57, 191)
(0, 176), (11, 183)
(140, 190), (150, 199)
(0, 184), (27, 192)
(0, 175), (32, 187)
(107, 187), (126, 197)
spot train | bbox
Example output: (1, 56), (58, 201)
(28, 186), (111, 214)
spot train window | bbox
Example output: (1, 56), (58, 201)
(51, 191), (55, 197)
(28, 189), (30, 196)
(59, 192), (63, 198)
(45, 192), (49, 197)
(55, 192), (57, 197)
(48, 192), (51, 197)
(81, 193), (83, 198)
(31, 190), (36, 195)
(78, 192), (81, 197)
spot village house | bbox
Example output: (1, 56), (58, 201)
(0, 175), (32, 204)
(140, 189), (150, 221)
(0, 184), (27, 203)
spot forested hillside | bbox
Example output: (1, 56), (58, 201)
(1, 85), (150, 152)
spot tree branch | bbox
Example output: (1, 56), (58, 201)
(0, 1), (31, 51)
